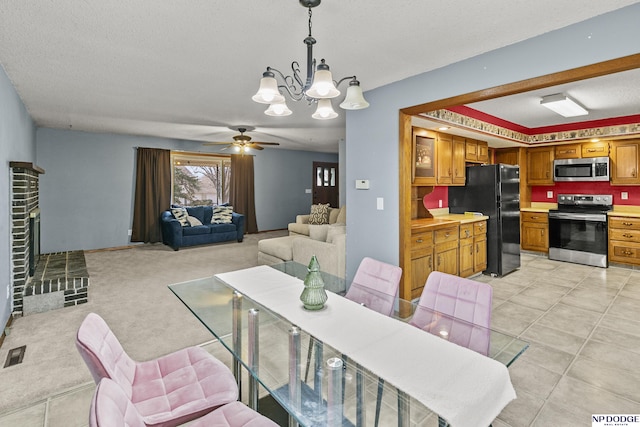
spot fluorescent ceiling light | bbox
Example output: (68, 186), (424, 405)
(540, 93), (588, 117)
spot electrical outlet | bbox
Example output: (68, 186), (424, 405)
(6, 285), (10, 299)
(128, 229), (132, 236)
(438, 200), (443, 208)
(547, 191), (553, 199)
(622, 192), (629, 200)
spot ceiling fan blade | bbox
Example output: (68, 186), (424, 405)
(253, 142), (280, 146)
(251, 145), (265, 150)
(203, 141), (234, 146)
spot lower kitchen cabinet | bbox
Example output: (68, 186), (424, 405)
(609, 216), (640, 265)
(459, 221), (487, 277)
(410, 229), (434, 299)
(434, 225), (459, 275)
(521, 212), (549, 252)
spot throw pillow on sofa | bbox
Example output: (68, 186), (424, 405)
(171, 207), (190, 226)
(187, 216), (203, 226)
(309, 203), (330, 225)
(212, 205), (234, 224)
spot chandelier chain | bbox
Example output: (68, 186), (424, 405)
(308, 7), (313, 37)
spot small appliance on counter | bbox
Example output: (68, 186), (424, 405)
(448, 164), (521, 277)
(548, 194), (613, 268)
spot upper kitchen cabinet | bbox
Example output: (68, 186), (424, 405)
(610, 139), (640, 185)
(435, 134), (466, 185)
(527, 146), (554, 185)
(412, 127), (437, 186)
(465, 138), (489, 163)
(554, 143), (581, 159)
(495, 148), (520, 165)
(581, 140), (610, 158)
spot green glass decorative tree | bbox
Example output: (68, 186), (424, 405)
(300, 255), (328, 310)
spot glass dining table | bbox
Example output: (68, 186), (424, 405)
(169, 262), (528, 427)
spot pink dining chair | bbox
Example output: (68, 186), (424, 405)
(410, 271), (493, 356)
(90, 377), (278, 427)
(344, 257), (403, 316)
(76, 312), (239, 427)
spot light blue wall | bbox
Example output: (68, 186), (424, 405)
(254, 149), (338, 231)
(345, 4), (640, 281)
(0, 65), (36, 329)
(36, 127), (337, 252)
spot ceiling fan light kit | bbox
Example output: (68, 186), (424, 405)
(540, 93), (589, 117)
(252, 0), (369, 120)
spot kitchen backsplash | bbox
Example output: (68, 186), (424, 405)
(423, 183), (640, 209)
(531, 182), (640, 205)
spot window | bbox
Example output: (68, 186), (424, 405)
(171, 152), (231, 206)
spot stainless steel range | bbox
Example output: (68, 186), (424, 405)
(548, 194), (612, 268)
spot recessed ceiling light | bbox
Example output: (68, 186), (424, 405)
(540, 93), (588, 117)
(590, 138), (600, 143)
(438, 126), (449, 131)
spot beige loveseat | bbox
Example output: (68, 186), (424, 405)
(288, 205), (346, 237)
(258, 205), (346, 278)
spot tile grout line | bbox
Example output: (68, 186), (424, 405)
(528, 266), (634, 425)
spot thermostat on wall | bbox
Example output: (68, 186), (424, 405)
(355, 179), (370, 190)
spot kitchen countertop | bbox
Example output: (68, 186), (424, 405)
(609, 206), (640, 218)
(411, 214), (489, 232)
(520, 202), (557, 213)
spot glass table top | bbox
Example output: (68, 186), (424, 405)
(169, 270), (528, 427)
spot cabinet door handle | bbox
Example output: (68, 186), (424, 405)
(449, 168), (452, 177)
(416, 238), (423, 243)
(470, 247), (473, 255)
(445, 232), (450, 237)
(438, 255), (441, 266)
(623, 233), (634, 238)
(587, 148), (596, 152)
(465, 230), (470, 237)
(623, 222), (634, 226)
(623, 250), (634, 256)
(531, 216), (539, 219)
(476, 244), (479, 253)
(429, 258), (432, 269)
(633, 169), (637, 177)
(541, 230), (544, 236)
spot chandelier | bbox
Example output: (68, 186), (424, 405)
(251, 0), (369, 120)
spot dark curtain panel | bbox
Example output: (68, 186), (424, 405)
(131, 148), (171, 243)
(230, 154), (258, 234)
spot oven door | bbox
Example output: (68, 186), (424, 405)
(548, 212), (608, 267)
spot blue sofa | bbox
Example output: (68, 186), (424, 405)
(160, 205), (245, 251)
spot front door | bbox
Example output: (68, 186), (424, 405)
(312, 162), (339, 207)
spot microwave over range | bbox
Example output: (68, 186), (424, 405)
(553, 157), (610, 182)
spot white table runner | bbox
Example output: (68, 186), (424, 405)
(216, 265), (516, 427)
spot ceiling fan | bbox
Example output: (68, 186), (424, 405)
(202, 127), (280, 152)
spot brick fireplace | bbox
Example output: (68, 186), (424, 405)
(10, 162), (44, 315)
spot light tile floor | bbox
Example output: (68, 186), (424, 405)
(1, 253), (640, 426)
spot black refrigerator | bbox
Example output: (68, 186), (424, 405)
(448, 164), (521, 277)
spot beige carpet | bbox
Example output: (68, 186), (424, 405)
(0, 230), (287, 413)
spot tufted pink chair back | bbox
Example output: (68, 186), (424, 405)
(410, 271), (493, 356)
(90, 378), (146, 427)
(345, 257), (403, 317)
(76, 313), (137, 397)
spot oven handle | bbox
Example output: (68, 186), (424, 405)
(548, 212), (607, 222)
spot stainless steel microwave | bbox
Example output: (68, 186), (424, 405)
(553, 157), (610, 182)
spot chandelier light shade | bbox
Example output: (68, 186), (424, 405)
(540, 93), (588, 117)
(305, 60), (340, 99)
(312, 99), (338, 120)
(265, 100), (293, 116)
(251, 71), (286, 104)
(339, 79), (370, 110)
(251, 0), (369, 120)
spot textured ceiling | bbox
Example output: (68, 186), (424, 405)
(0, 0), (638, 152)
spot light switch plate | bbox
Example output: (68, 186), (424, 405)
(377, 197), (384, 210)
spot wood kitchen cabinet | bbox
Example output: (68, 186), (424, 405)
(495, 148), (520, 165)
(459, 221), (487, 277)
(581, 140), (609, 158)
(610, 140), (640, 185)
(434, 225), (459, 275)
(609, 216), (640, 265)
(521, 212), (549, 252)
(527, 146), (554, 185)
(554, 143), (581, 159)
(410, 228), (434, 299)
(436, 134), (466, 185)
(465, 138), (489, 163)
